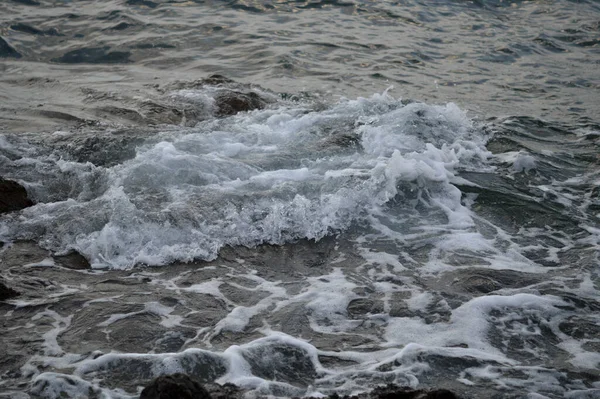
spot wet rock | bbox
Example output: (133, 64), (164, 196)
(0, 177), (33, 214)
(53, 132), (146, 167)
(94, 102), (188, 126)
(52, 47), (131, 64)
(202, 74), (234, 86)
(53, 251), (91, 270)
(439, 268), (541, 297)
(389, 291), (413, 318)
(320, 384), (460, 399)
(140, 373), (211, 399)
(205, 383), (241, 399)
(371, 385), (458, 399)
(424, 389), (459, 399)
(139, 101), (184, 125)
(0, 282), (20, 301)
(161, 75), (273, 119)
(0, 37), (22, 58)
(214, 91), (265, 117)
(347, 298), (384, 318)
(324, 133), (362, 149)
(460, 275), (501, 294)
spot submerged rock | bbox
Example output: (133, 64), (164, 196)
(140, 374), (211, 399)
(202, 74), (234, 86)
(368, 385), (458, 399)
(214, 91), (265, 117)
(0, 177), (33, 214)
(53, 251), (91, 270)
(324, 133), (362, 149)
(0, 282), (20, 301)
(164, 74), (270, 118)
(347, 298), (384, 318)
(323, 385), (460, 399)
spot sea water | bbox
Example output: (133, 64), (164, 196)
(0, 1), (599, 398)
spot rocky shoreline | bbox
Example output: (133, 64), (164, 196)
(139, 374), (459, 399)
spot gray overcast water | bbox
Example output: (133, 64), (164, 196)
(0, 1), (599, 398)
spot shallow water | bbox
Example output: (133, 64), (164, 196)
(1, 1), (599, 398)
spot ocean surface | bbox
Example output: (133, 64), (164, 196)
(1, 0), (599, 398)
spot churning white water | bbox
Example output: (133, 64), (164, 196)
(0, 90), (488, 269)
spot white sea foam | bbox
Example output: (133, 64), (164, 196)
(495, 150), (537, 173)
(0, 91), (488, 269)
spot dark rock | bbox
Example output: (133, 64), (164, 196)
(205, 383), (240, 399)
(52, 47), (131, 64)
(53, 251), (91, 270)
(203, 74), (234, 85)
(53, 133), (146, 167)
(446, 268), (540, 295)
(424, 390), (459, 399)
(460, 275), (501, 294)
(0, 37), (22, 58)
(0, 177), (33, 214)
(139, 101), (184, 124)
(302, 385), (460, 399)
(300, 384), (460, 399)
(0, 282), (20, 301)
(368, 384), (458, 399)
(325, 133), (362, 149)
(140, 373), (211, 399)
(347, 298), (384, 318)
(214, 91), (265, 117)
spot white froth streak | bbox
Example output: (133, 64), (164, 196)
(385, 293), (567, 359)
(30, 309), (72, 357)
